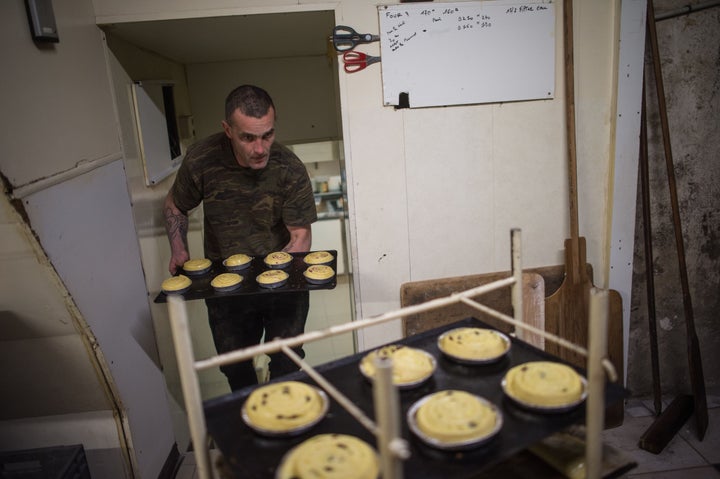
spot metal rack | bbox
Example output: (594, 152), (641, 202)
(166, 229), (615, 479)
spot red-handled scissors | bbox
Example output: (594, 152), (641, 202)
(342, 51), (381, 73)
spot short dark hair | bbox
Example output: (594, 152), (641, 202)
(224, 85), (275, 121)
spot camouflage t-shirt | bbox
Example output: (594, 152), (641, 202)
(170, 132), (317, 261)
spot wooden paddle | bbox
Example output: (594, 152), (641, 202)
(545, 0), (624, 427)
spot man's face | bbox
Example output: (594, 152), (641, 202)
(222, 107), (276, 169)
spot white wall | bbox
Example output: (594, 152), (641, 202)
(92, 0), (627, 352)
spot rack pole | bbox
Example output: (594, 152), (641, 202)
(167, 296), (214, 479)
(511, 228), (524, 339)
(373, 357), (408, 479)
(586, 288), (608, 479)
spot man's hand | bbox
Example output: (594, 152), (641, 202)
(283, 224), (312, 253)
(169, 250), (190, 275)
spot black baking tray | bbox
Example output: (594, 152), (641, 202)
(154, 250), (337, 303)
(203, 317), (627, 478)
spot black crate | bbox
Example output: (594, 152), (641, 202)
(0, 445), (90, 479)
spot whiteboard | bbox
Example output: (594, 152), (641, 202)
(378, 1), (555, 108)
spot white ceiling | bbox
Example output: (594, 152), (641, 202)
(99, 10), (336, 64)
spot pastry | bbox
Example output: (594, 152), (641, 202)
(303, 251), (334, 265)
(264, 251), (293, 268)
(303, 264), (335, 284)
(161, 275), (191, 294)
(256, 269), (289, 288)
(223, 253), (252, 270)
(438, 327), (510, 362)
(359, 345), (436, 387)
(242, 381), (327, 434)
(182, 258), (212, 274)
(412, 390), (500, 444)
(503, 361), (585, 408)
(276, 433), (379, 479)
(210, 272), (243, 292)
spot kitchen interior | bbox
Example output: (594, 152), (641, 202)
(1, 0), (719, 478)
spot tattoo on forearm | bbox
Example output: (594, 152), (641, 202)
(164, 207), (188, 247)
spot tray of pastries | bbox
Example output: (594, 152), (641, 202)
(203, 318), (626, 479)
(154, 250), (338, 303)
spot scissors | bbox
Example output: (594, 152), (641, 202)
(332, 25), (380, 52)
(342, 51), (381, 73)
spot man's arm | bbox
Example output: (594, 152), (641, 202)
(283, 225), (312, 253)
(164, 191), (190, 274)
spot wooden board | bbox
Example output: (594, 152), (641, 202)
(400, 265), (577, 342)
(544, 238), (625, 428)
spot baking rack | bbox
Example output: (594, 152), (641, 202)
(166, 229), (617, 479)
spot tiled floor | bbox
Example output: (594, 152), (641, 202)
(173, 391), (719, 478)
(602, 392), (720, 478)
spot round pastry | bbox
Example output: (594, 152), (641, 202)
(182, 258), (212, 275)
(161, 275), (191, 294)
(502, 361), (586, 409)
(303, 264), (335, 284)
(438, 327), (510, 363)
(256, 269), (289, 288)
(275, 434), (379, 479)
(210, 273), (243, 292)
(242, 381), (328, 435)
(409, 390), (502, 447)
(304, 251), (334, 265)
(359, 345), (436, 388)
(223, 253), (253, 271)
(264, 251), (293, 269)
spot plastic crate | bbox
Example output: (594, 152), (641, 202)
(0, 445), (90, 479)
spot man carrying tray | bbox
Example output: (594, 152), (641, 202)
(163, 84), (317, 390)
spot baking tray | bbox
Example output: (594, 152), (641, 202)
(154, 250), (337, 303)
(203, 317), (627, 478)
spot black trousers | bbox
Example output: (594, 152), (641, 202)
(205, 291), (309, 391)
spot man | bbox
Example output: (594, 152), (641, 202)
(163, 85), (317, 390)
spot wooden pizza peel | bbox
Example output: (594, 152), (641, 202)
(544, 0), (624, 428)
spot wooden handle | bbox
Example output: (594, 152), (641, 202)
(563, 0), (579, 243)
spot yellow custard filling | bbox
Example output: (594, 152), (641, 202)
(504, 361), (584, 407)
(243, 381), (325, 432)
(303, 251), (334, 265)
(224, 254), (252, 267)
(303, 265), (335, 281)
(161, 275), (191, 292)
(416, 390), (498, 443)
(210, 273), (242, 289)
(359, 345), (435, 385)
(256, 269), (289, 285)
(276, 434), (379, 479)
(183, 258), (211, 271)
(264, 251), (292, 266)
(439, 327), (509, 360)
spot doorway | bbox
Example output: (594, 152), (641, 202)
(99, 6), (355, 447)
